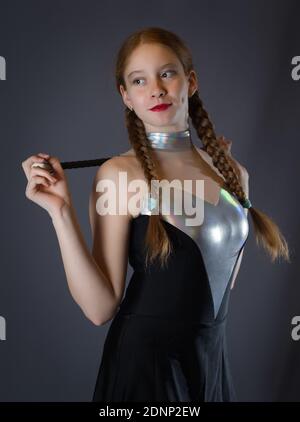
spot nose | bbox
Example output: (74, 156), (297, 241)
(151, 79), (166, 98)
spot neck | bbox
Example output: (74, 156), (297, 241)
(146, 128), (193, 152)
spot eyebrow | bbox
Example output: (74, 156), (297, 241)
(127, 62), (177, 79)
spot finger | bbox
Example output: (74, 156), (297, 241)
(31, 161), (55, 175)
(28, 155), (49, 165)
(30, 167), (57, 183)
(22, 155), (45, 169)
(46, 156), (63, 174)
(37, 153), (50, 159)
(22, 156), (49, 182)
(22, 155), (48, 172)
(26, 175), (51, 195)
(36, 153), (53, 169)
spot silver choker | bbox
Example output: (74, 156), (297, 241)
(146, 129), (193, 151)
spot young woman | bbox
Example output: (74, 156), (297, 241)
(22, 27), (290, 402)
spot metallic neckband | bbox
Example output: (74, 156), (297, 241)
(146, 129), (193, 151)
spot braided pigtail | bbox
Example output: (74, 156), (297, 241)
(189, 90), (290, 263)
(125, 106), (174, 268)
(114, 26), (290, 265)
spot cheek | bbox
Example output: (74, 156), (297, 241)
(131, 90), (146, 106)
(173, 81), (188, 102)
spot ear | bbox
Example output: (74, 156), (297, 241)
(119, 84), (133, 110)
(187, 70), (198, 97)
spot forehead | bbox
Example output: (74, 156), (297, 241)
(125, 43), (181, 75)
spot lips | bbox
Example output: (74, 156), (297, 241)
(150, 103), (172, 111)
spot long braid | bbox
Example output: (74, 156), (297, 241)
(58, 95), (290, 265)
(125, 107), (173, 268)
(59, 26), (290, 266)
(59, 89), (290, 266)
(189, 91), (247, 205)
(189, 91), (290, 263)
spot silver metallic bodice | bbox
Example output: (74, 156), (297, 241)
(136, 186), (249, 318)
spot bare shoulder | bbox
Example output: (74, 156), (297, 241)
(90, 154), (146, 219)
(116, 149), (145, 180)
(193, 145), (210, 165)
(92, 154), (139, 183)
(119, 148), (136, 158)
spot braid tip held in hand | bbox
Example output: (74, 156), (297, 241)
(31, 157), (113, 173)
(60, 158), (111, 169)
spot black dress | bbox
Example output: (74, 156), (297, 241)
(92, 184), (249, 402)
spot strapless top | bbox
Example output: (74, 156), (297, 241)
(127, 185), (249, 320)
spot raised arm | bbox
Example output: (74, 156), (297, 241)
(52, 157), (133, 325)
(22, 153), (132, 326)
(88, 157), (134, 323)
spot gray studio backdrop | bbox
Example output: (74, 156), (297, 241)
(0, 0), (299, 401)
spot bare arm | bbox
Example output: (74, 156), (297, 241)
(51, 205), (117, 325)
(51, 157), (132, 325)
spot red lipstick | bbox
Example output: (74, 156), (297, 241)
(150, 103), (172, 112)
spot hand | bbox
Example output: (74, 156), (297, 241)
(22, 152), (73, 217)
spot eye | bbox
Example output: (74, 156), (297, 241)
(132, 78), (145, 85)
(161, 70), (175, 78)
(132, 70), (176, 85)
